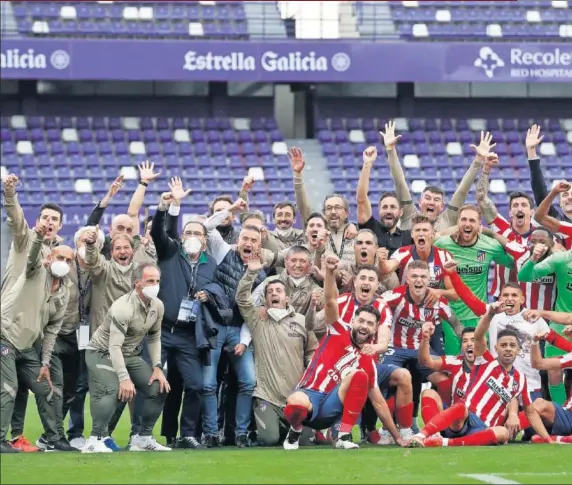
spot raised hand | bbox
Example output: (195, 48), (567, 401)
(442, 258), (458, 274)
(324, 254), (340, 272)
(484, 152), (500, 168)
(106, 175), (124, 199)
(362, 146), (378, 165)
(344, 223), (358, 240)
(551, 181), (571, 194)
(487, 301), (503, 316)
(315, 228), (330, 250)
(376, 247), (389, 262)
(160, 192), (173, 206)
(230, 198), (247, 214)
(422, 322), (435, 340)
(310, 288), (324, 308)
(168, 176), (191, 202)
(241, 175), (255, 193)
(379, 121), (402, 150)
(2, 174), (20, 194)
(525, 124), (544, 149)
(34, 219), (49, 237)
(84, 225), (99, 245)
(247, 252), (264, 272)
(470, 131), (496, 160)
(138, 160), (161, 183)
(523, 309), (542, 323)
(288, 147), (305, 173)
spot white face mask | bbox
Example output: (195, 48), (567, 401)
(142, 285), (160, 300)
(50, 261), (70, 278)
(184, 237), (202, 255)
(275, 227), (294, 238)
(288, 276), (306, 287)
(77, 246), (86, 261)
(267, 308), (289, 321)
(114, 261), (133, 273)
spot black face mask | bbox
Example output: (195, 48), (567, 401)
(217, 224), (231, 235)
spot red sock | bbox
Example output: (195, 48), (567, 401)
(517, 411), (531, 430)
(396, 401), (414, 428)
(340, 372), (369, 433)
(284, 404), (308, 432)
(421, 396), (440, 425)
(422, 402), (467, 437)
(386, 396), (396, 415)
(557, 435), (572, 444)
(448, 428), (498, 447)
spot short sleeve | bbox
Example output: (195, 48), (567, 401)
(490, 215), (512, 237)
(390, 246), (411, 266)
(559, 353), (572, 370)
(377, 301), (393, 328)
(380, 288), (403, 308)
(441, 355), (462, 373)
(476, 350), (495, 365)
(520, 375), (532, 407)
(358, 216), (380, 232)
(328, 319), (350, 336)
(368, 358), (379, 389)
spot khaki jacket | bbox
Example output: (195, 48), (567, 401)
(252, 272), (319, 316)
(0, 231), (69, 364)
(236, 269), (318, 407)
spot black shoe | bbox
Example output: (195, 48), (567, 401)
(0, 440), (20, 453)
(178, 437), (204, 449)
(235, 435), (248, 448)
(46, 438), (76, 452)
(204, 435), (220, 448)
(165, 437), (178, 449)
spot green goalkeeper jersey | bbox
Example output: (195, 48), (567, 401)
(434, 234), (514, 322)
(518, 250), (572, 315)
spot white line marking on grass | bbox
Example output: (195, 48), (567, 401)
(459, 474), (521, 484)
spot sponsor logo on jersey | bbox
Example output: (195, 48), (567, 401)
(477, 250), (486, 262)
(486, 376), (513, 403)
(533, 275), (554, 285)
(458, 266), (485, 275)
(456, 387), (466, 398)
(398, 317), (424, 328)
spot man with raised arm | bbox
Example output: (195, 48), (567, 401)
(281, 254), (404, 450)
(525, 124), (572, 224)
(533, 181), (572, 250)
(356, 146), (412, 254)
(380, 122), (489, 232)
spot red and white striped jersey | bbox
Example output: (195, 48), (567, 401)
(464, 351), (532, 427)
(390, 245), (452, 288)
(380, 286), (452, 350)
(503, 240), (556, 311)
(439, 356), (472, 406)
(556, 221), (572, 250)
(558, 353), (572, 411)
(297, 319), (378, 394)
(337, 293), (392, 330)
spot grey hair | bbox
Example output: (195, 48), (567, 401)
(240, 210), (266, 225)
(74, 225), (105, 250)
(357, 228), (378, 244)
(285, 245), (311, 260)
(322, 193), (349, 213)
(132, 262), (161, 286)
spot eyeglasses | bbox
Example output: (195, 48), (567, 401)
(324, 205), (345, 213)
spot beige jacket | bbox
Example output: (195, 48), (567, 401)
(84, 242), (135, 335)
(88, 291), (163, 382)
(1, 192), (62, 294)
(60, 261), (92, 335)
(0, 231), (69, 364)
(252, 272), (319, 316)
(236, 269), (318, 407)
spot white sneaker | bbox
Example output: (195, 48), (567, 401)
(376, 429), (395, 445)
(69, 436), (87, 450)
(81, 436), (113, 454)
(334, 433), (359, 449)
(283, 429), (301, 450)
(129, 435), (172, 452)
(400, 427), (413, 440)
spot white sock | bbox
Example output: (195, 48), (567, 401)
(442, 438), (449, 447)
(400, 427), (412, 435)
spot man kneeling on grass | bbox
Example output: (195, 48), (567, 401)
(82, 262), (171, 453)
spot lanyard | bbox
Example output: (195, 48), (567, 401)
(75, 259), (92, 325)
(186, 262), (198, 297)
(328, 233), (348, 259)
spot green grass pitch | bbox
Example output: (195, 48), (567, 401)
(1, 400), (570, 484)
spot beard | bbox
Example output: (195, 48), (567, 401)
(351, 328), (371, 346)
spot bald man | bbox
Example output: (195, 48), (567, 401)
(0, 221), (74, 453)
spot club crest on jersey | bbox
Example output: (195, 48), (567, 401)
(433, 265), (442, 278)
(476, 250), (486, 262)
(0, 345), (9, 356)
(424, 308), (434, 319)
(486, 376), (512, 403)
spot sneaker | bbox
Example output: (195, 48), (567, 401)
(103, 437), (121, 451)
(425, 435), (444, 447)
(129, 435), (172, 452)
(165, 437), (178, 449)
(35, 435), (48, 451)
(69, 436), (86, 451)
(400, 427), (414, 441)
(178, 437), (203, 449)
(235, 435), (248, 449)
(359, 427), (369, 444)
(204, 434), (220, 448)
(247, 431), (260, 447)
(370, 429), (395, 445)
(1, 440), (21, 453)
(82, 436), (113, 454)
(11, 435), (40, 452)
(406, 434), (426, 448)
(45, 438), (76, 452)
(283, 428), (302, 450)
(335, 433), (359, 450)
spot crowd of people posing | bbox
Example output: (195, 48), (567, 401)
(0, 121), (571, 454)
